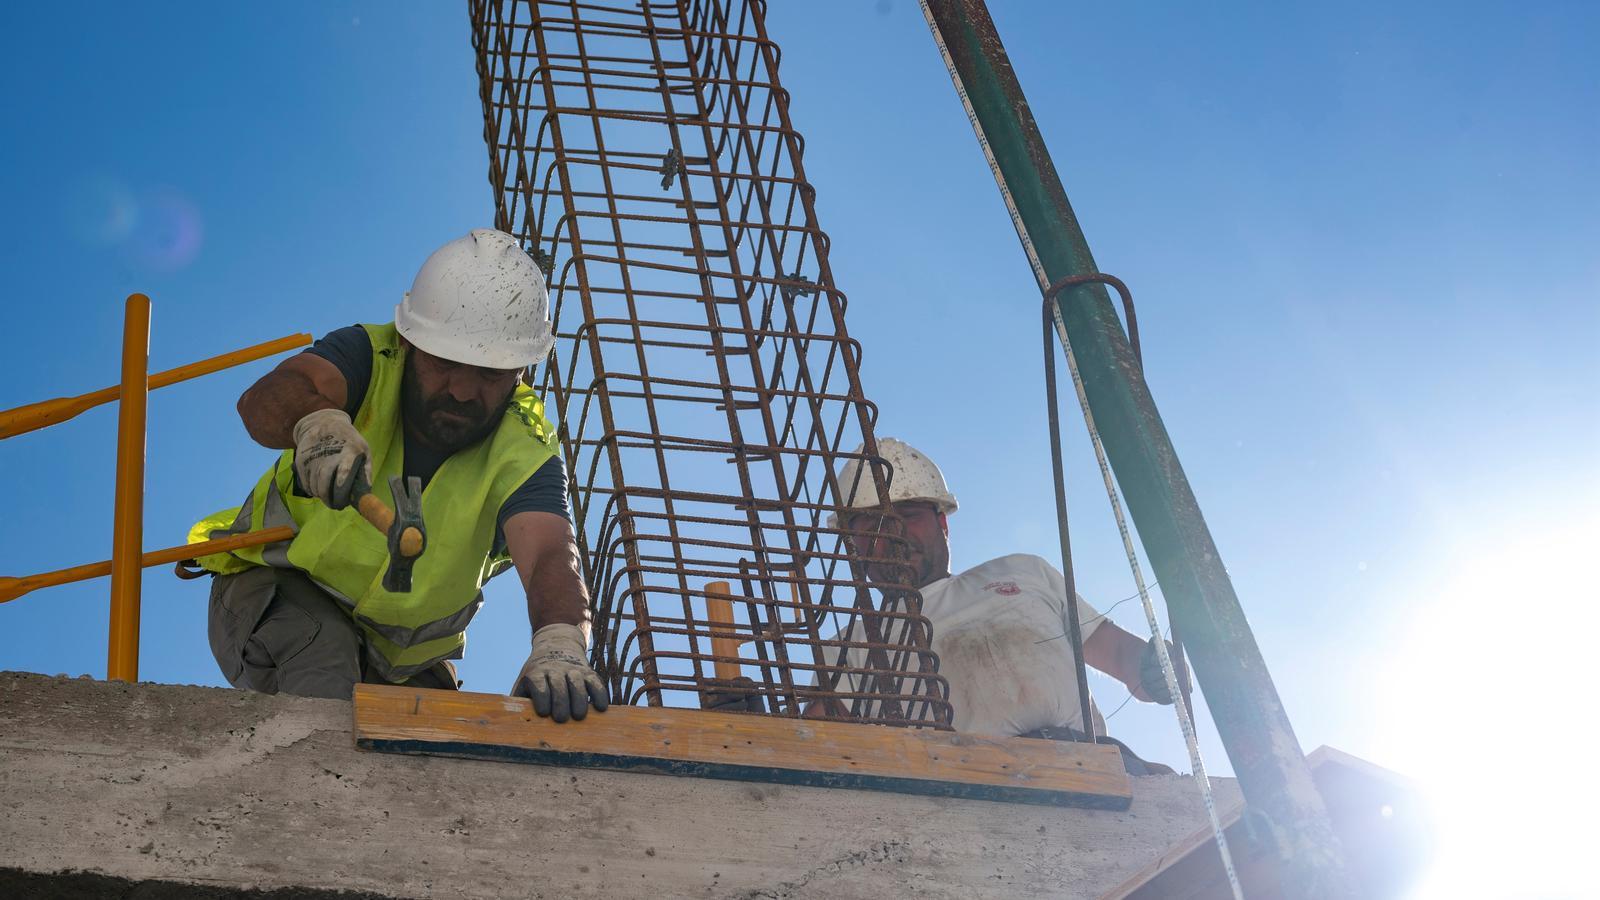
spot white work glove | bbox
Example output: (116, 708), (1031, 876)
(291, 408), (372, 510)
(1138, 636), (1186, 706)
(513, 624), (609, 723)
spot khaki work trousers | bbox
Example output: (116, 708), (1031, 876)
(207, 566), (458, 700)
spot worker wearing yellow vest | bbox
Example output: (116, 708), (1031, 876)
(190, 229), (607, 722)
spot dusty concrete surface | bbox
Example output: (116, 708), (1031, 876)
(0, 672), (1238, 899)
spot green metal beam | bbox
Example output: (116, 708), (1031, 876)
(918, 2), (1353, 895)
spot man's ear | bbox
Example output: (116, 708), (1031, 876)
(938, 511), (949, 537)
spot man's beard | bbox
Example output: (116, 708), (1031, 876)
(400, 361), (509, 454)
(866, 533), (946, 590)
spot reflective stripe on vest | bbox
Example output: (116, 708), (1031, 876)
(190, 322), (559, 681)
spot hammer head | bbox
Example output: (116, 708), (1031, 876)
(383, 474), (427, 593)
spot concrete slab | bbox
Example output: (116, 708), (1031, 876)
(0, 672), (1237, 899)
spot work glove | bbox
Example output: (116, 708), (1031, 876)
(513, 623), (609, 723)
(291, 408), (371, 510)
(1138, 636), (1183, 706)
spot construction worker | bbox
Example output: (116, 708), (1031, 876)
(187, 229), (606, 722)
(828, 437), (1179, 774)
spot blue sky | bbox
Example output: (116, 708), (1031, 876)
(2, 3), (1595, 894)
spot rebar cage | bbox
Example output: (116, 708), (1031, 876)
(469, 0), (952, 726)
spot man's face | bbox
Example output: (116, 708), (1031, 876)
(400, 342), (521, 453)
(845, 500), (951, 589)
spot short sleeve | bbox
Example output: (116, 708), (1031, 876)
(497, 453), (572, 527)
(302, 325), (374, 415)
(489, 455), (572, 556)
(1037, 556), (1106, 643)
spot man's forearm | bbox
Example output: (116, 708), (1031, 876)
(514, 536), (607, 721)
(525, 539), (591, 636)
(238, 368), (341, 449)
(1085, 622), (1148, 692)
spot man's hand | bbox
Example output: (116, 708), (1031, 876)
(291, 409), (372, 509)
(513, 623), (608, 722)
(1137, 636), (1185, 706)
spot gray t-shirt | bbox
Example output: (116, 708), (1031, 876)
(304, 326), (571, 550)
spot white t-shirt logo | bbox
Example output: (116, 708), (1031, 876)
(984, 580), (1021, 596)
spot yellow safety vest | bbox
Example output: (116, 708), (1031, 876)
(189, 322), (560, 681)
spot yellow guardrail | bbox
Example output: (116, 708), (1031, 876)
(0, 526), (297, 606)
(0, 293), (310, 681)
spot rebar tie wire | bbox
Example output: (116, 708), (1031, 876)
(658, 147), (682, 190)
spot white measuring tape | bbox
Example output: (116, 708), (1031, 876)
(915, 3), (1245, 897)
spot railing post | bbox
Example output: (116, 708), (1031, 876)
(107, 293), (151, 682)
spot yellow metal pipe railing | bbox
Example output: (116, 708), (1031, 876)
(1, 292), (310, 681)
(0, 331), (311, 441)
(107, 294), (151, 682)
(0, 526), (296, 605)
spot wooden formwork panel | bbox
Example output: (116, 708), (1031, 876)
(355, 684), (1132, 809)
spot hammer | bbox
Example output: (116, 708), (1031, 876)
(352, 472), (427, 593)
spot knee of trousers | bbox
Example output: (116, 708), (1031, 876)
(208, 568), (362, 698)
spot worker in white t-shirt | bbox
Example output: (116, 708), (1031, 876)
(824, 437), (1180, 775)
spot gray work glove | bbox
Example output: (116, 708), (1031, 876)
(513, 624), (609, 723)
(291, 408), (372, 510)
(1138, 636), (1182, 706)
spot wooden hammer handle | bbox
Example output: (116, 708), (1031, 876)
(704, 581), (743, 681)
(356, 493), (424, 558)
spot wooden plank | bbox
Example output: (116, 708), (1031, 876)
(353, 684), (1133, 809)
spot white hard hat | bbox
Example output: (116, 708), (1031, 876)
(395, 229), (555, 369)
(829, 437), (958, 528)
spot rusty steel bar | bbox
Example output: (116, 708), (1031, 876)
(107, 293), (151, 683)
(468, 0), (950, 726)
(1038, 273), (1145, 745)
(0, 332), (312, 442)
(1040, 273), (1195, 722)
(1040, 295), (1097, 745)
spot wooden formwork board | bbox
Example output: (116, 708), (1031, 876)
(354, 684), (1133, 809)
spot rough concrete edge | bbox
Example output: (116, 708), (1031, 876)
(0, 867), (413, 900)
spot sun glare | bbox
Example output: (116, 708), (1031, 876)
(1373, 508), (1599, 898)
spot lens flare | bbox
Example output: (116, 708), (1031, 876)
(63, 178), (205, 273)
(125, 187), (204, 272)
(62, 175), (136, 245)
